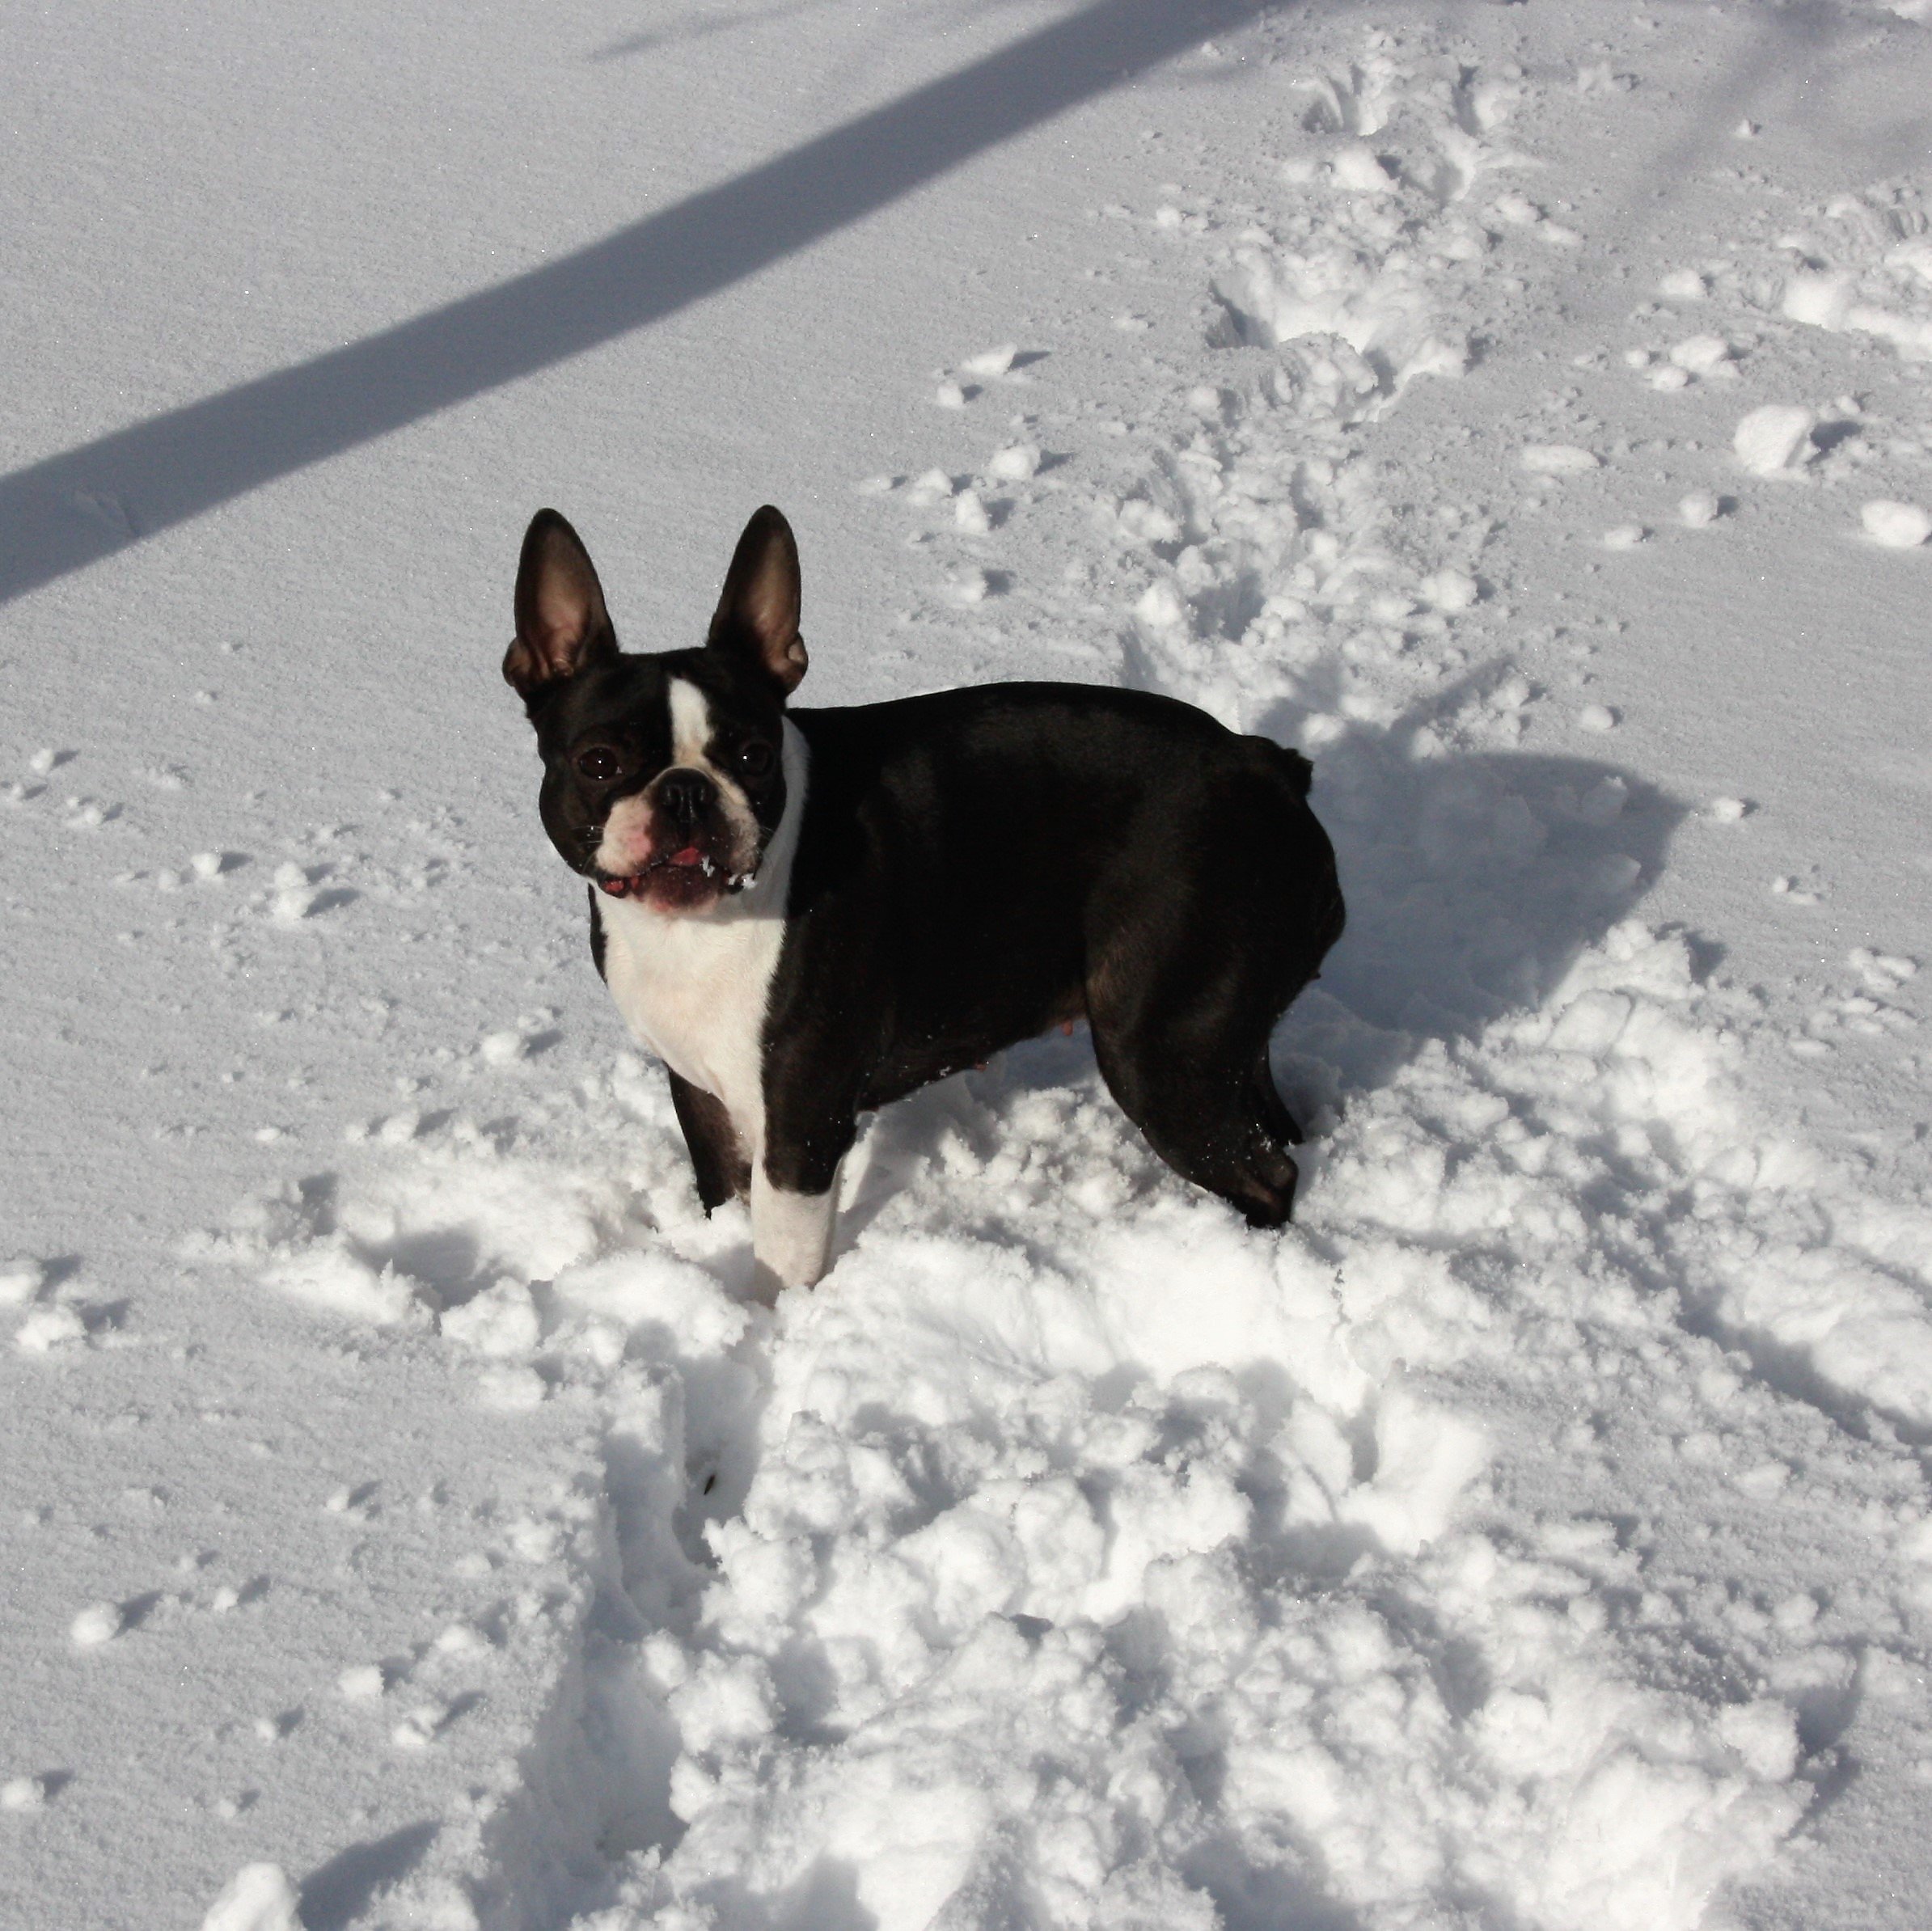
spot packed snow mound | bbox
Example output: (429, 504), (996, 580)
(210, 897), (1932, 1926)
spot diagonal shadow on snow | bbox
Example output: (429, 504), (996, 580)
(0, 0), (1275, 607)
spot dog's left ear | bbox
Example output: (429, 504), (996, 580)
(505, 509), (618, 699)
(708, 506), (807, 695)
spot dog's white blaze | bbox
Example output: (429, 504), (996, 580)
(750, 1170), (839, 1299)
(667, 678), (712, 766)
(672, 675), (763, 869)
(592, 677), (763, 879)
(598, 722), (814, 1270)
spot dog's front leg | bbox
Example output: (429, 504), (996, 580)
(750, 1166), (841, 1301)
(750, 1101), (856, 1300)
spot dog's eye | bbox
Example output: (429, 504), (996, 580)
(736, 740), (775, 780)
(574, 746), (623, 784)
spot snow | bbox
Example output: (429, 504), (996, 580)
(1734, 405), (1816, 478)
(6, 2), (1932, 1929)
(201, 1865), (304, 1931)
(1861, 497), (1932, 545)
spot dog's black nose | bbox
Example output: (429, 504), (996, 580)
(657, 767), (715, 828)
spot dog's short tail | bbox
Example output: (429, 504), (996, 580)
(1259, 739), (1315, 799)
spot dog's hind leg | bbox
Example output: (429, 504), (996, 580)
(668, 1071), (751, 1213)
(1084, 911), (1315, 1227)
(1252, 1052), (1304, 1147)
(1088, 1014), (1303, 1227)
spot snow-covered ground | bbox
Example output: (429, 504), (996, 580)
(6, 3), (1932, 1927)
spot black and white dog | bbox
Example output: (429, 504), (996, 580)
(504, 506), (1343, 1295)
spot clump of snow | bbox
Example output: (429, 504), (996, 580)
(1669, 333), (1732, 374)
(1521, 443), (1600, 475)
(16, 1305), (87, 1353)
(479, 1029), (526, 1067)
(1782, 270), (1858, 331)
(960, 344), (1017, 378)
(984, 441), (1041, 482)
(952, 488), (991, 534)
(1419, 567), (1479, 611)
(1734, 405), (1815, 476)
(70, 1602), (123, 1648)
(337, 1663), (385, 1701)
(0, 1255), (44, 1308)
(268, 862), (317, 925)
(199, 1865), (302, 1931)
(1860, 499), (1932, 547)
(1334, 142), (1396, 192)
(391, 1703), (447, 1751)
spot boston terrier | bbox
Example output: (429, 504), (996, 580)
(503, 505), (1344, 1297)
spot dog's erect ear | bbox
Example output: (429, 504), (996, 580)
(708, 506), (807, 695)
(504, 509), (618, 699)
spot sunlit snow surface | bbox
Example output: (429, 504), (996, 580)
(5, 5), (1932, 1929)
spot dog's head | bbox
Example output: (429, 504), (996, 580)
(503, 505), (807, 915)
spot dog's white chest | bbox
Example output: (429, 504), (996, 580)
(601, 899), (783, 1126)
(594, 720), (805, 1148)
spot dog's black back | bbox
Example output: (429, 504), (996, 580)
(773, 684), (1341, 1122)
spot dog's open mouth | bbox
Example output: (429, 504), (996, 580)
(596, 845), (754, 902)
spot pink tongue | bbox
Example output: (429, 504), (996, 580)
(670, 846), (704, 868)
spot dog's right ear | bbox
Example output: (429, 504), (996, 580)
(504, 509), (618, 699)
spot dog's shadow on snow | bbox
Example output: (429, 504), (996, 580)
(842, 666), (1687, 1232)
(1264, 669), (1691, 1106)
